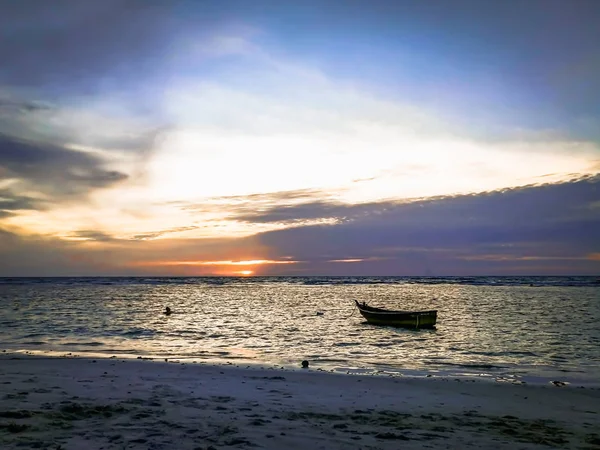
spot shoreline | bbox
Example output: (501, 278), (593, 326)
(5, 348), (598, 389)
(1, 354), (599, 449)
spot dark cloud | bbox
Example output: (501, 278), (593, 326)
(0, 188), (45, 212)
(224, 175), (600, 230)
(0, 187), (47, 219)
(0, 1), (176, 90)
(0, 2), (189, 144)
(232, 200), (377, 224)
(250, 177), (600, 275)
(0, 133), (128, 200)
(0, 0), (237, 126)
(0, 98), (52, 114)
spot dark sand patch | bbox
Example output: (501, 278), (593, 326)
(284, 408), (577, 446)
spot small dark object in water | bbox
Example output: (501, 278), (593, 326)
(164, 306), (172, 316)
(316, 311), (324, 316)
(301, 360), (309, 369)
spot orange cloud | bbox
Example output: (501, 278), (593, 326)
(135, 259), (300, 266)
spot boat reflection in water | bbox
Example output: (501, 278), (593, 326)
(355, 300), (437, 329)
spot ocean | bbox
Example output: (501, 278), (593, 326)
(1, 276), (599, 386)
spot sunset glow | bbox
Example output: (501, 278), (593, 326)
(1, 1), (599, 276)
(134, 260), (300, 267)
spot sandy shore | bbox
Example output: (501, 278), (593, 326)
(0, 355), (599, 449)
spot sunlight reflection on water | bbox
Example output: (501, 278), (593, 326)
(1, 277), (599, 385)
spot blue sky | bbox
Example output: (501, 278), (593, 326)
(0, 0), (599, 275)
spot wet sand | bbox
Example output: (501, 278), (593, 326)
(1, 354), (599, 449)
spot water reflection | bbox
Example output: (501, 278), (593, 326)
(0, 279), (598, 384)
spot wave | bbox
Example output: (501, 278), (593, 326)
(1, 275), (599, 287)
(462, 350), (538, 357)
(429, 362), (508, 370)
(119, 329), (156, 338)
(59, 341), (105, 347)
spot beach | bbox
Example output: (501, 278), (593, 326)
(1, 354), (599, 449)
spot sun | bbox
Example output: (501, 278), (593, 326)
(237, 270), (253, 276)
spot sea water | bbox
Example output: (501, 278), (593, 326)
(1, 276), (598, 386)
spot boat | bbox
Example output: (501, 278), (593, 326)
(354, 300), (437, 329)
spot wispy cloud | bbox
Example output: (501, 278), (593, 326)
(130, 226), (200, 241)
(135, 259), (299, 267)
(328, 258), (366, 263)
(65, 230), (117, 242)
(459, 255), (594, 262)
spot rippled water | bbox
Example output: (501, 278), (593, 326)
(1, 277), (599, 385)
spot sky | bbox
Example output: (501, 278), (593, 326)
(0, 0), (599, 276)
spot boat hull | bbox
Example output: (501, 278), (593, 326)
(355, 301), (437, 329)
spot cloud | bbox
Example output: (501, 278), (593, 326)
(208, 188), (332, 204)
(1, 178), (598, 276)
(0, 226), (267, 277)
(0, 91), (169, 157)
(249, 177), (600, 274)
(214, 174), (600, 231)
(146, 54), (599, 206)
(0, 188), (45, 214)
(0, 2), (249, 129)
(0, 97), (52, 114)
(0, 228), (103, 276)
(0, 133), (128, 200)
(67, 230), (117, 242)
(0, 1), (176, 89)
(230, 200), (379, 224)
(135, 258), (299, 267)
(131, 226), (200, 241)
(1, 1), (599, 263)
(180, 188), (340, 218)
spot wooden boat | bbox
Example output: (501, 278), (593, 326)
(354, 300), (437, 329)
